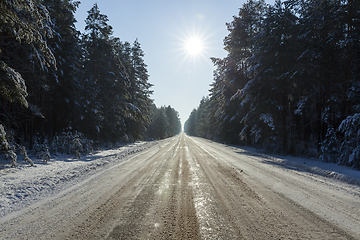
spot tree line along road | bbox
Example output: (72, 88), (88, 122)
(1, 133), (359, 239)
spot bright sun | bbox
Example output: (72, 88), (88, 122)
(185, 38), (203, 55)
(173, 27), (211, 63)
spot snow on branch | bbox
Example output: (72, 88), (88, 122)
(260, 113), (275, 130)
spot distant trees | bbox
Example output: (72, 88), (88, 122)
(1, 1), (179, 166)
(146, 105), (182, 140)
(185, 0), (360, 168)
(184, 97), (210, 138)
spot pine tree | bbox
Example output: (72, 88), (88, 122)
(0, 0), (56, 165)
(206, 0), (267, 143)
(145, 104), (181, 140)
(79, 4), (152, 143)
(151, 107), (169, 139)
(41, 0), (82, 139)
(242, 0), (300, 151)
(165, 105), (182, 136)
(184, 109), (198, 136)
(80, 3), (117, 141)
(125, 39), (153, 140)
(0, 0), (55, 110)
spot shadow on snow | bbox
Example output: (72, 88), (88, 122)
(232, 146), (360, 187)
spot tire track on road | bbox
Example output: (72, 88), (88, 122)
(186, 136), (355, 239)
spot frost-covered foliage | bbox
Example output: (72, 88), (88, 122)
(0, 124), (33, 167)
(1, 0), (161, 166)
(320, 127), (339, 163)
(260, 114), (275, 131)
(186, 0), (360, 164)
(0, 0), (56, 69)
(0, 125), (8, 153)
(51, 131), (93, 158)
(320, 114), (360, 169)
(0, 0), (55, 167)
(294, 97), (307, 115)
(32, 130), (94, 161)
(1, 124), (17, 167)
(19, 146), (33, 166)
(0, 62), (28, 107)
(33, 138), (51, 161)
(72, 134), (82, 159)
(337, 114), (360, 168)
(250, 125), (262, 143)
(41, 147), (51, 163)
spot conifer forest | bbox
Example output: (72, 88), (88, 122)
(1, 0), (360, 170)
(1, 1), (360, 238)
(0, 1), (181, 166)
(185, 0), (360, 169)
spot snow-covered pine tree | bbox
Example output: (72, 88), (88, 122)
(41, 0), (82, 138)
(80, 4), (136, 143)
(150, 107), (170, 140)
(184, 109), (198, 137)
(0, 0), (56, 166)
(296, 0), (349, 149)
(242, 0), (300, 151)
(207, 57), (229, 141)
(80, 3), (112, 140)
(125, 39), (154, 140)
(194, 97), (210, 138)
(145, 104), (181, 140)
(337, 114), (360, 169)
(165, 105), (182, 137)
(206, 0), (267, 144)
(187, 0), (360, 160)
(101, 37), (130, 142)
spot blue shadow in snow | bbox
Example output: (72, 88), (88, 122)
(230, 145), (360, 186)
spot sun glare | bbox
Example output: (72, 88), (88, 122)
(185, 38), (203, 56)
(171, 24), (214, 64)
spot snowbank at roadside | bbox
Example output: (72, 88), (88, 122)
(238, 145), (360, 186)
(0, 141), (158, 217)
(1, 137), (360, 219)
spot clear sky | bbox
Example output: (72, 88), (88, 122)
(74, 0), (274, 128)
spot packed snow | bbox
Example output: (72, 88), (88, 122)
(243, 146), (360, 186)
(1, 139), (359, 219)
(0, 141), (158, 217)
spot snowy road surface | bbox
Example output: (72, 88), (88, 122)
(1, 133), (360, 239)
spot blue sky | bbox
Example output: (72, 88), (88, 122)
(74, 0), (274, 128)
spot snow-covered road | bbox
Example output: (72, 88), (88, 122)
(0, 140), (158, 217)
(0, 134), (359, 239)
